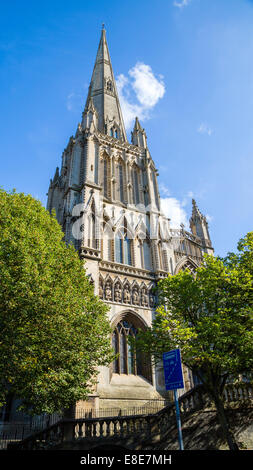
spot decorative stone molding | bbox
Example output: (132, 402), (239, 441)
(79, 246), (101, 260)
(174, 256), (200, 275)
(98, 275), (156, 309)
(99, 259), (156, 281)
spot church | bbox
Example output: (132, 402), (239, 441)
(47, 27), (214, 413)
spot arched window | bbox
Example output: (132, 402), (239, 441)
(132, 167), (140, 205)
(115, 233), (123, 264)
(110, 128), (114, 137)
(143, 240), (152, 270)
(112, 320), (139, 375)
(107, 80), (113, 91)
(102, 156), (111, 199)
(115, 129), (118, 139)
(112, 317), (152, 382)
(70, 145), (81, 186)
(152, 170), (159, 209)
(88, 205), (96, 249)
(158, 242), (165, 271)
(118, 161), (124, 203)
(124, 236), (132, 265)
(115, 221), (132, 266)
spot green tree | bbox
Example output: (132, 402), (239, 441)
(225, 232), (253, 276)
(0, 189), (115, 415)
(132, 248), (253, 451)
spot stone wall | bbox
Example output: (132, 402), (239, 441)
(160, 406), (253, 450)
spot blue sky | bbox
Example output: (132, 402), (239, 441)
(1, 0), (253, 257)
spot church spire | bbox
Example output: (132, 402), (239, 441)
(190, 199), (213, 254)
(131, 117), (147, 148)
(83, 26), (127, 142)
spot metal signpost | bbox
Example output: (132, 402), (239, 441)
(163, 349), (184, 450)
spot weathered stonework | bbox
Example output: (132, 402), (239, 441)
(47, 27), (214, 411)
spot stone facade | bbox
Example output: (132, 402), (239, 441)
(47, 27), (214, 411)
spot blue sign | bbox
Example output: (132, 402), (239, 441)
(163, 349), (184, 391)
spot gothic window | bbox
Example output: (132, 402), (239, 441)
(144, 189), (149, 207)
(110, 128), (114, 137)
(104, 158), (108, 196)
(112, 318), (152, 382)
(94, 147), (99, 184)
(195, 222), (204, 239)
(158, 242), (166, 271)
(143, 240), (152, 270)
(102, 156), (111, 198)
(107, 80), (113, 91)
(124, 236), (132, 265)
(115, 221), (132, 266)
(112, 320), (139, 375)
(132, 167), (140, 205)
(118, 161), (124, 203)
(143, 171), (149, 207)
(115, 233), (123, 264)
(70, 145), (81, 186)
(152, 171), (159, 209)
(115, 232), (132, 265)
(115, 129), (118, 139)
(88, 204), (96, 249)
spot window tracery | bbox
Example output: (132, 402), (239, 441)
(115, 220), (132, 266)
(111, 317), (152, 382)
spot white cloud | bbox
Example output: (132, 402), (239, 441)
(174, 0), (191, 8)
(173, 0), (191, 8)
(129, 63), (165, 108)
(159, 185), (195, 229)
(116, 74), (143, 130)
(160, 197), (188, 229)
(116, 62), (165, 130)
(197, 122), (213, 136)
(159, 183), (171, 197)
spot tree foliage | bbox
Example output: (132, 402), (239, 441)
(132, 237), (253, 450)
(0, 189), (115, 414)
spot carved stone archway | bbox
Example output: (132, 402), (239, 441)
(174, 256), (199, 274)
(110, 310), (152, 383)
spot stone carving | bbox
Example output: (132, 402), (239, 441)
(99, 276), (155, 308)
(114, 282), (122, 302)
(141, 287), (148, 307)
(105, 281), (112, 301)
(123, 285), (131, 304)
(149, 292), (155, 308)
(99, 279), (104, 299)
(132, 287), (140, 305)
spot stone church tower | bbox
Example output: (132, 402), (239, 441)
(47, 27), (213, 411)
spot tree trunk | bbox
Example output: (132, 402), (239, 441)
(213, 392), (239, 451)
